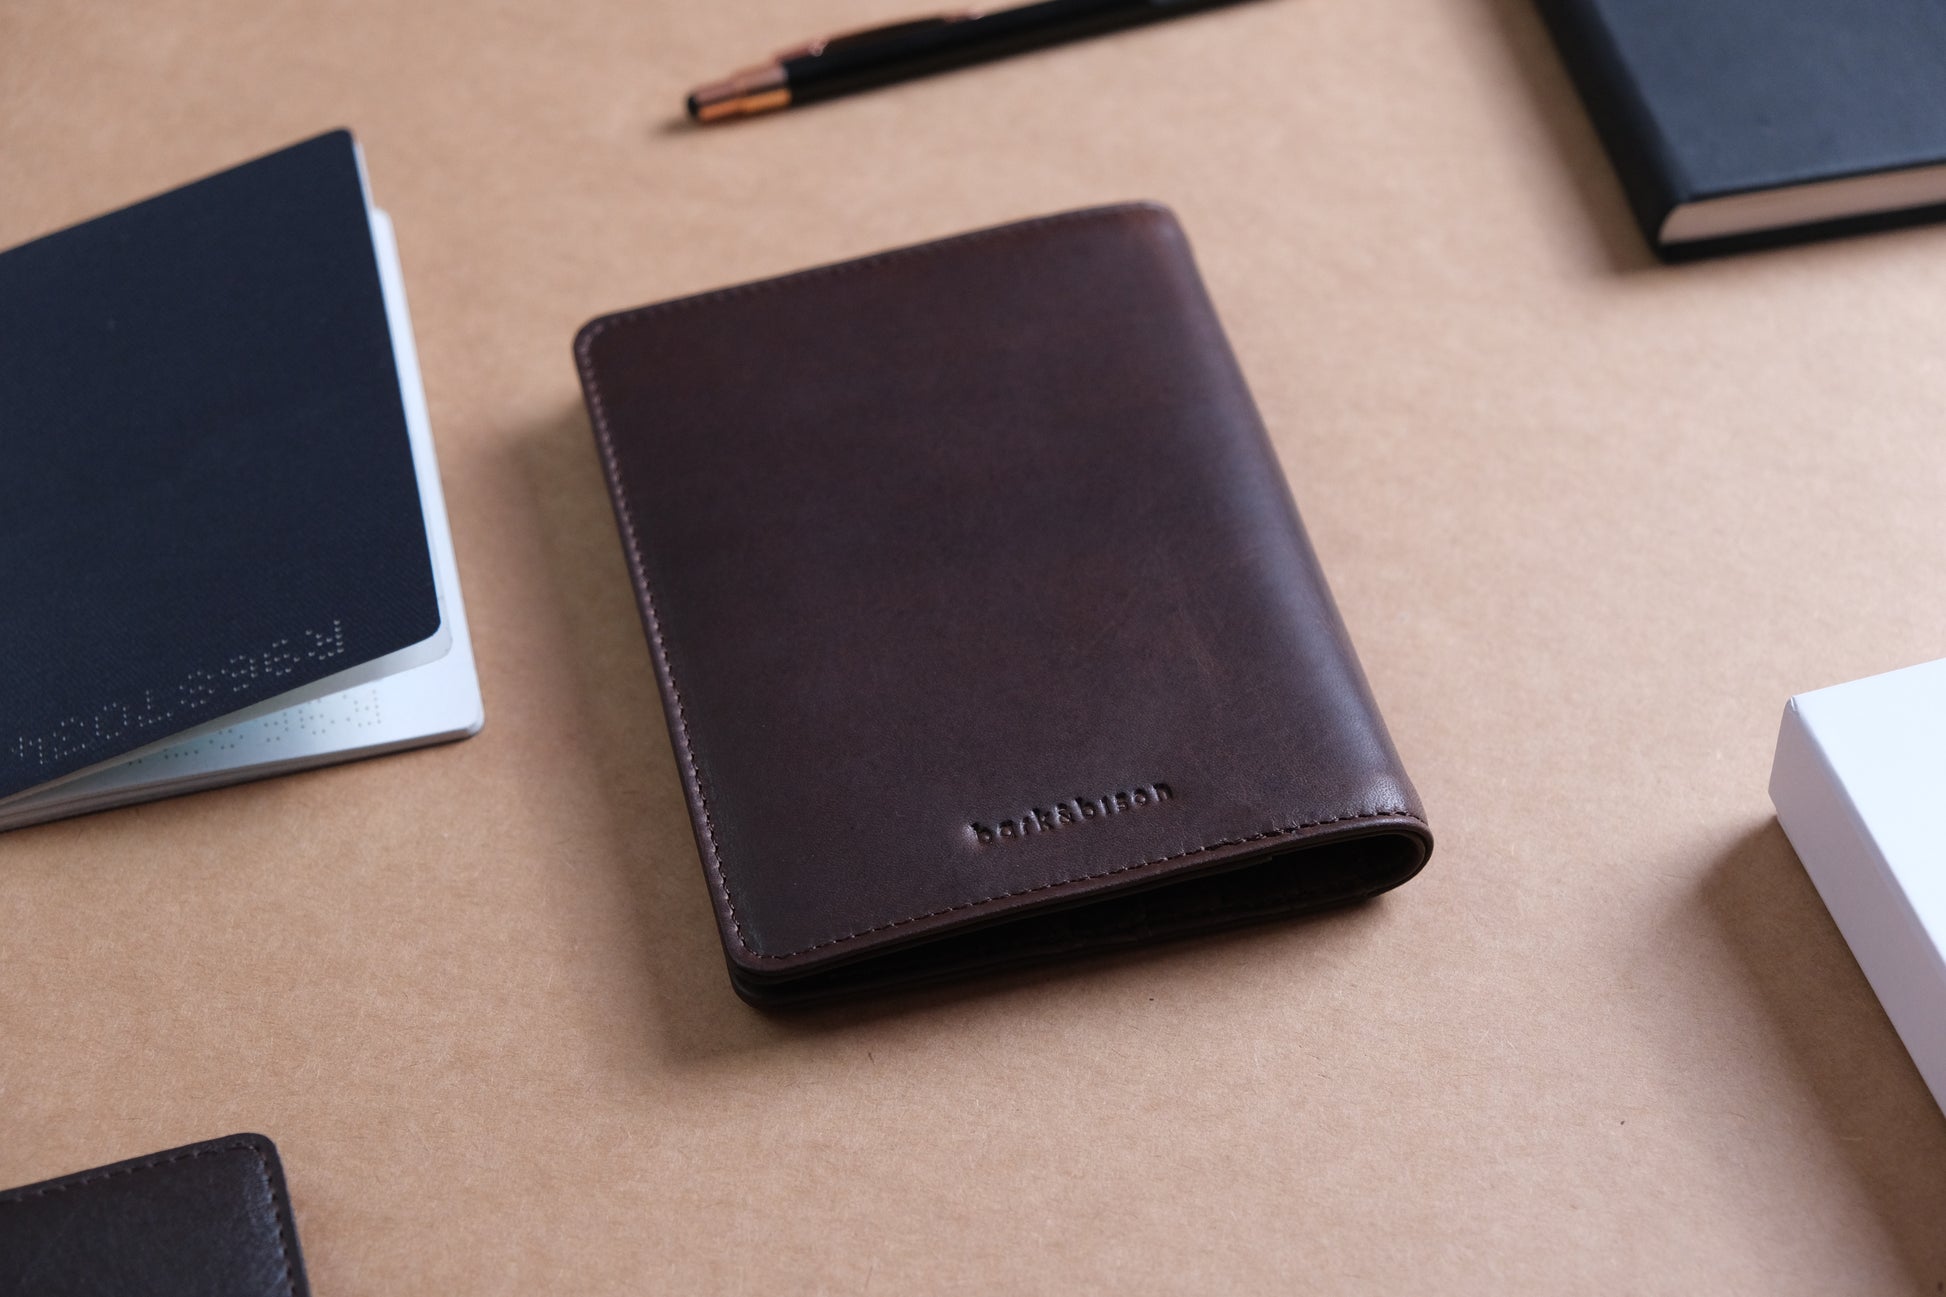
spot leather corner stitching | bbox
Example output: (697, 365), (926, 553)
(0, 1139), (301, 1296)
(245, 1142), (301, 1297)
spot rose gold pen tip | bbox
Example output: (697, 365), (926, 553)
(685, 64), (791, 123)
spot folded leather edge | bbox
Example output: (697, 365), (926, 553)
(735, 806), (1430, 976)
(727, 815), (1434, 1006)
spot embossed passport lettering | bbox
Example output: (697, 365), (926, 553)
(970, 782), (1174, 844)
(575, 204), (1433, 1005)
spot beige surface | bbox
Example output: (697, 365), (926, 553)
(4, 0), (1945, 1291)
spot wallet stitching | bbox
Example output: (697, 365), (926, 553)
(576, 204), (1428, 962)
(0, 1138), (300, 1296)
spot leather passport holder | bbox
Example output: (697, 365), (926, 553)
(0, 1133), (310, 1296)
(574, 203), (1433, 1006)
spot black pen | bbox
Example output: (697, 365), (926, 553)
(686, 0), (1247, 123)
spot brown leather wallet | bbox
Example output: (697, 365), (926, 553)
(574, 203), (1432, 1005)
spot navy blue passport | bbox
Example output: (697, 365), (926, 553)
(0, 132), (444, 804)
(1537, 0), (1946, 257)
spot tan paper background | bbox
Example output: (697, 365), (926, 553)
(4, 0), (1945, 1291)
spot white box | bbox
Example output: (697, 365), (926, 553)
(1769, 658), (1946, 1117)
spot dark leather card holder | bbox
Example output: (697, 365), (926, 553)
(0, 1133), (310, 1297)
(574, 203), (1434, 1005)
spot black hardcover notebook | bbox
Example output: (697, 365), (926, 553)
(1537, 0), (1946, 256)
(0, 131), (482, 828)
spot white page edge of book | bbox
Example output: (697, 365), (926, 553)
(1662, 160), (1946, 244)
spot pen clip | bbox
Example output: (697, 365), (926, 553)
(776, 9), (980, 62)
